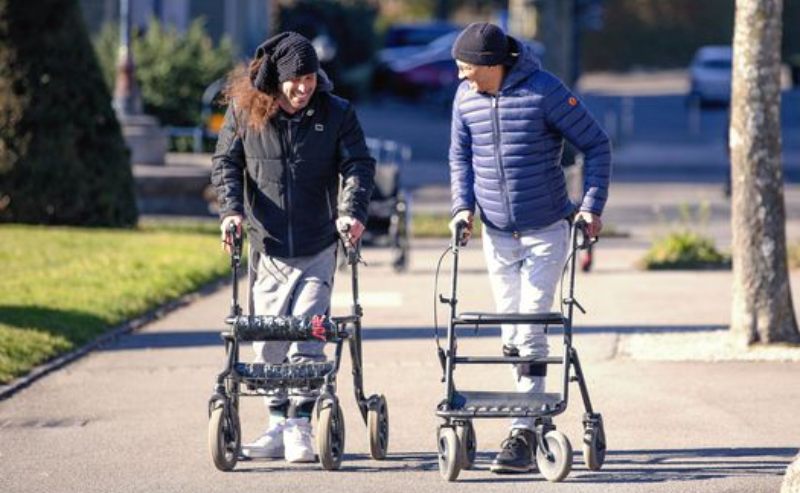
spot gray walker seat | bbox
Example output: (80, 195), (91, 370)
(433, 218), (607, 482)
(207, 224), (390, 471)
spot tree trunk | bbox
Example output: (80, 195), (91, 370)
(730, 0), (799, 344)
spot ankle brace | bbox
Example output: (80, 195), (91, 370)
(288, 401), (315, 420)
(269, 402), (288, 421)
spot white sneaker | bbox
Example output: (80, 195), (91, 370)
(283, 417), (316, 463)
(241, 420), (285, 459)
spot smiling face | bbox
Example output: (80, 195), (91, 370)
(456, 60), (503, 94)
(278, 72), (317, 113)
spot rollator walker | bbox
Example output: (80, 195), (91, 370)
(434, 218), (607, 481)
(208, 224), (389, 471)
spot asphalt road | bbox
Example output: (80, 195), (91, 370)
(1, 243), (798, 493)
(355, 84), (800, 186)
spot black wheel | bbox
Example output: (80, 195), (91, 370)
(437, 426), (461, 481)
(536, 430), (572, 482)
(368, 395), (389, 460)
(456, 422), (476, 470)
(208, 401), (240, 471)
(583, 419), (607, 471)
(316, 400), (346, 470)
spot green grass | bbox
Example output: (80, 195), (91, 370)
(411, 212), (628, 239)
(0, 223), (229, 384)
(412, 213), (483, 239)
(790, 242), (800, 269)
(639, 230), (731, 270)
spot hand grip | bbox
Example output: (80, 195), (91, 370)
(453, 219), (469, 247)
(573, 217), (596, 250)
(226, 221), (243, 258)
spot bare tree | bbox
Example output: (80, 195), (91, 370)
(730, 0), (799, 344)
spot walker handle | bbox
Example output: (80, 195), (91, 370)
(226, 221), (243, 264)
(337, 222), (360, 265)
(453, 219), (469, 248)
(573, 217), (596, 250)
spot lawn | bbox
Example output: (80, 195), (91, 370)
(0, 222), (228, 384)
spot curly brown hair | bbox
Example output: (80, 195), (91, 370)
(222, 58), (280, 131)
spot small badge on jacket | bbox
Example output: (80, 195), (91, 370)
(568, 97), (578, 107)
(315, 123), (324, 132)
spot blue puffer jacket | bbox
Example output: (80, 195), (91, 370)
(449, 38), (611, 233)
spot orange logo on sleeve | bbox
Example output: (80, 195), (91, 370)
(568, 97), (578, 106)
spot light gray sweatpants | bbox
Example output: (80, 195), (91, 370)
(249, 242), (337, 408)
(481, 219), (570, 431)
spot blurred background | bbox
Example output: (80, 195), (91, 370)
(71, 0), (800, 197)
(3, 0), (800, 252)
(0, 0), (795, 272)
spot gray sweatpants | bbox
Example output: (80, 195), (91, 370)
(481, 219), (570, 431)
(249, 242), (337, 408)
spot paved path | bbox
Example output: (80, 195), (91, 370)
(1, 237), (799, 492)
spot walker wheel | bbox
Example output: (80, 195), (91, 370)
(536, 430), (572, 482)
(316, 399), (346, 470)
(456, 422), (476, 470)
(582, 417), (607, 471)
(437, 426), (461, 481)
(367, 394), (389, 460)
(208, 401), (240, 471)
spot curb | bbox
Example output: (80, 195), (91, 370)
(783, 453), (800, 493)
(0, 277), (229, 401)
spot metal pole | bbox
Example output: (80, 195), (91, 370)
(113, 0), (142, 117)
(570, 0), (582, 88)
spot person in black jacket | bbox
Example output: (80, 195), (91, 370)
(211, 32), (375, 463)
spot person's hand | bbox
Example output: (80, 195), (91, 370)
(576, 211), (602, 238)
(448, 210), (473, 245)
(336, 216), (365, 246)
(220, 215), (243, 254)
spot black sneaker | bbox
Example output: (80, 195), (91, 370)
(490, 428), (536, 474)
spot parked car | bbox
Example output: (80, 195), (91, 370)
(382, 21), (462, 49)
(688, 45), (733, 106)
(374, 23), (461, 96)
(376, 30), (544, 102)
(378, 31), (461, 99)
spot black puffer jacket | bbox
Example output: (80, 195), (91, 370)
(211, 74), (375, 258)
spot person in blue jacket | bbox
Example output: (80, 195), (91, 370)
(448, 22), (611, 474)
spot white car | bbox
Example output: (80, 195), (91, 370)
(689, 45), (733, 106)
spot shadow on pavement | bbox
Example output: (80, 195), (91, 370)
(214, 447), (795, 481)
(104, 325), (727, 350)
(459, 447), (796, 484)
(230, 452), (438, 474)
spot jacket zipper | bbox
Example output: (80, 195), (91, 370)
(491, 96), (516, 231)
(284, 120), (296, 257)
(326, 188), (334, 220)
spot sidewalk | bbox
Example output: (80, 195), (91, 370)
(1, 235), (798, 492)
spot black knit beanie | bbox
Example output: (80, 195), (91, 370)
(451, 22), (509, 66)
(251, 32), (320, 93)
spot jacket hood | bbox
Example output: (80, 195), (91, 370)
(501, 36), (541, 91)
(316, 68), (334, 93)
